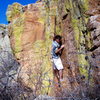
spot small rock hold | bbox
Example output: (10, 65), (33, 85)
(62, 14), (68, 20)
(81, 75), (85, 80)
(89, 45), (98, 51)
(95, 66), (99, 69)
(66, 9), (70, 12)
(91, 54), (96, 58)
(85, 56), (88, 60)
(82, 30), (88, 34)
(67, 66), (70, 69)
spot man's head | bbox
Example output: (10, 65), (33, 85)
(53, 35), (62, 43)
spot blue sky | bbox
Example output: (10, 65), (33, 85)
(0, 0), (37, 24)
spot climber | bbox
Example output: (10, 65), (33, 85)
(51, 35), (64, 84)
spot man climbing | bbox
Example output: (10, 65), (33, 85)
(51, 35), (64, 84)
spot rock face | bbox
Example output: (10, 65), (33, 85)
(2, 0), (99, 99)
(87, 0), (100, 97)
(7, 2), (54, 96)
(0, 24), (19, 89)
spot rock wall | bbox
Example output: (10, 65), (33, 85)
(87, 0), (100, 98)
(0, 25), (19, 89)
(7, 2), (54, 96)
(3, 0), (100, 99)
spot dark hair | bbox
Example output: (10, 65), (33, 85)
(53, 35), (62, 41)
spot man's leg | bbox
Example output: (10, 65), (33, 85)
(53, 69), (61, 87)
(53, 69), (59, 81)
(59, 69), (63, 81)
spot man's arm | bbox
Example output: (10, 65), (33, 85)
(55, 45), (64, 54)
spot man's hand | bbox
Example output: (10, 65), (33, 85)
(55, 44), (65, 54)
(61, 45), (65, 49)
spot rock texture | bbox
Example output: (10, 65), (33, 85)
(7, 2), (54, 96)
(0, 0), (99, 99)
(87, 0), (100, 98)
(0, 25), (19, 89)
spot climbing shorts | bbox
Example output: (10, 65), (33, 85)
(52, 57), (64, 70)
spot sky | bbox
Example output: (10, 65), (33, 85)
(0, 0), (37, 24)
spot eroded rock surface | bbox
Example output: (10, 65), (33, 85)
(0, 0), (99, 99)
(0, 24), (19, 89)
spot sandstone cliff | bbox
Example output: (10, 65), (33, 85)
(0, 0), (100, 99)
